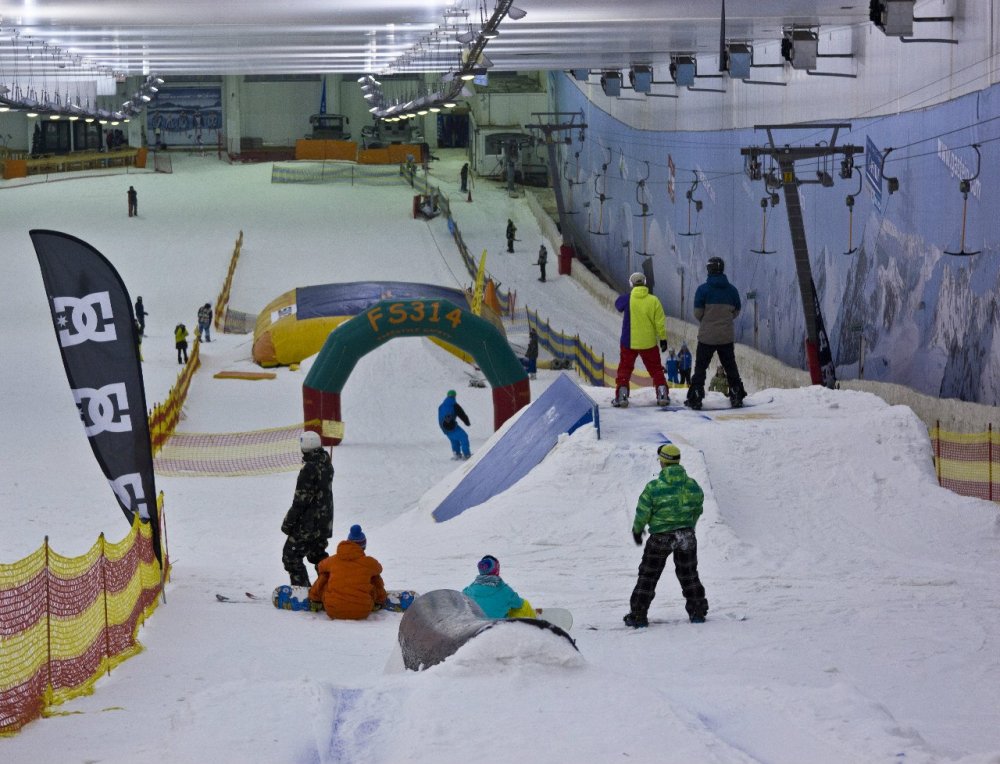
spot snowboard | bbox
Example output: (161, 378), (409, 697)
(660, 394), (774, 412)
(535, 607), (573, 632)
(270, 585), (418, 613)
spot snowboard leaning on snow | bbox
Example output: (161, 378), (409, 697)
(535, 607), (573, 632)
(271, 585), (418, 613)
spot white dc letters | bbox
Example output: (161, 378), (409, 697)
(110, 473), (149, 519)
(53, 291), (117, 347)
(73, 382), (133, 437)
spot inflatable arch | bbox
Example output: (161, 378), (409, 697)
(253, 281), (506, 367)
(303, 298), (530, 445)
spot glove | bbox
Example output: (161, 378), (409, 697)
(659, 340), (669, 353)
(632, 530), (644, 546)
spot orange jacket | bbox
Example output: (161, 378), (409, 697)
(309, 540), (386, 620)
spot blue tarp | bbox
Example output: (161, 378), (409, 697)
(432, 374), (599, 522)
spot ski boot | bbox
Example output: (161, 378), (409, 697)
(655, 384), (671, 407)
(611, 385), (630, 408)
(684, 388), (704, 410)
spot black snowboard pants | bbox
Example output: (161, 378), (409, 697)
(688, 341), (744, 401)
(282, 536), (329, 587)
(629, 528), (708, 621)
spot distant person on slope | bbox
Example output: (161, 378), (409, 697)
(624, 443), (708, 628)
(134, 296), (148, 337)
(309, 524), (386, 620)
(677, 342), (692, 386)
(174, 322), (189, 364)
(522, 326), (539, 379)
(665, 348), (680, 385)
(505, 219), (517, 253)
(438, 389), (471, 460)
(612, 272), (670, 408)
(196, 302), (212, 342)
(684, 256), (747, 410)
(281, 431), (334, 587)
(462, 555), (536, 619)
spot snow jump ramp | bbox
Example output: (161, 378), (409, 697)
(397, 589), (577, 671)
(431, 373), (599, 522)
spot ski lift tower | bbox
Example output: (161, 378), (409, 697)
(741, 123), (862, 388)
(525, 111), (587, 274)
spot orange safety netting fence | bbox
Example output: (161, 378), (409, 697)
(0, 504), (168, 736)
(930, 422), (999, 503)
(154, 423), (304, 477)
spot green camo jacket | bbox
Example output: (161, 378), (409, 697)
(632, 463), (704, 535)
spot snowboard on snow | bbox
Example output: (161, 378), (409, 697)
(270, 585), (418, 613)
(659, 394), (774, 412)
(535, 607), (573, 632)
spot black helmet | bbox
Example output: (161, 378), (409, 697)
(707, 256), (725, 275)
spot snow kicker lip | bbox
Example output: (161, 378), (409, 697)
(397, 589), (576, 671)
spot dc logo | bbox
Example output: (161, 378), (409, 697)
(53, 291), (117, 347)
(110, 473), (149, 519)
(73, 382), (132, 437)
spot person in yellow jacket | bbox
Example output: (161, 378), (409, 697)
(309, 525), (387, 620)
(174, 322), (189, 364)
(612, 272), (670, 408)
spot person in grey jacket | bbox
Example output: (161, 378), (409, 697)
(684, 257), (747, 409)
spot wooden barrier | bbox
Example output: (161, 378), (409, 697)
(295, 139), (358, 161)
(2, 149), (140, 179)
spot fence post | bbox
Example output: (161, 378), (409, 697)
(44, 536), (52, 695)
(101, 533), (111, 676)
(990, 423), (994, 502)
(935, 419), (942, 486)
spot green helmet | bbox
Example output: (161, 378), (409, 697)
(446, 389), (457, 397)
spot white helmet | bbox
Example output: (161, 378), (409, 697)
(300, 431), (322, 452)
(629, 272), (646, 286)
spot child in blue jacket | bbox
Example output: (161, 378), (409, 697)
(462, 555), (536, 618)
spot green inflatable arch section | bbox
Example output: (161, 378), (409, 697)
(303, 298), (530, 445)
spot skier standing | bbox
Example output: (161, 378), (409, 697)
(536, 245), (548, 282)
(438, 389), (471, 460)
(665, 348), (680, 384)
(612, 272), (670, 408)
(677, 342), (692, 386)
(624, 443), (709, 628)
(505, 219), (517, 253)
(281, 431), (334, 587)
(127, 185), (138, 217)
(460, 162), (470, 193)
(134, 296), (148, 337)
(684, 256), (747, 410)
(197, 302), (213, 342)
(523, 327), (539, 379)
(174, 322), (189, 364)
(309, 524), (386, 620)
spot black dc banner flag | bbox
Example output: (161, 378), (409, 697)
(30, 230), (162, 563)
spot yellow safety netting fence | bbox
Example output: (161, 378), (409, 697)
(930, 422), (999, 503)
(0, 503), (168, 736)
(154, 423), (304, 477)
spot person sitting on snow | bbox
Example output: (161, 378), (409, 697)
(462, 555), (536, 619)
(309, 524), (387, 620)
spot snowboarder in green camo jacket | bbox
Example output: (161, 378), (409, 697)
(623, 443), (709, 628)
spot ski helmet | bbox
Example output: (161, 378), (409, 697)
(300, 430), (322, 452)
(706, 256), (725, 275)
(477, 555), (500, 576)
(446, 389), (457, 398)
(657, 443), (681, 464)
(629, 272), (646, 286)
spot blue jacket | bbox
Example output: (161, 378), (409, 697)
(438, 396), (470, 431)
(693, 273), (741, 344)
(665, 356), (679, 376)
(462, 575), (525, 618)
(678, 347), (692, 370)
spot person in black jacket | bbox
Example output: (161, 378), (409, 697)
(460, 162), (470, 193)
(505, 219), (517, 253)
(523, 327), (539, 379)
(281, 431), (334, 586)
(134, 296), (148, 336)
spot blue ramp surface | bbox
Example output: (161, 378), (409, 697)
(432, 374), (599, 522)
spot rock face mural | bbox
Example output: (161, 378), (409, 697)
(552, 76), (999, 406)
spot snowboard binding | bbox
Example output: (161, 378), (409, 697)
(611, 385), (630, 408)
